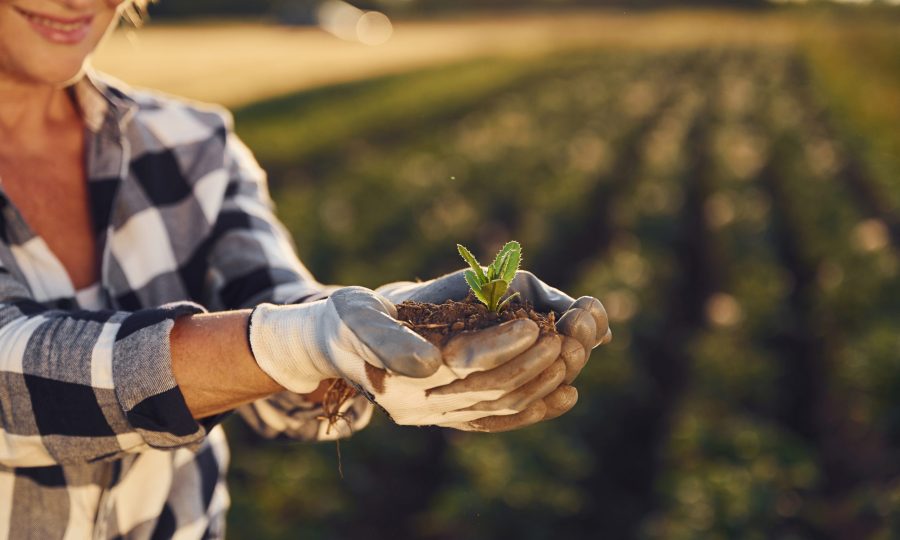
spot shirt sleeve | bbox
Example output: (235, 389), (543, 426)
(203, 129), (328, 310)
(204, 118), (373, 441)
(237, 390), (373, 442)
(0, 268), (210, 468)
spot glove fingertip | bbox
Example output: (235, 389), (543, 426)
(373, 291), (399, 319)
(543, 385), (578, 420)
(382, 342), (443, 378)
(600, 328), (613, 345)
(572, 296), (603, 311)
(332, 287), (441, 377)
(557, 307), (597, 352)
(572, 296), (609, 343)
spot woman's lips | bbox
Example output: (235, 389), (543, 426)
(14, 6), (94, 45)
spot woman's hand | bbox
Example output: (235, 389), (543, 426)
(248, 287), (563, 427)
(377, 270), (611, 431)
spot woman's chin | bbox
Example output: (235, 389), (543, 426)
(21, 61), (87, 87)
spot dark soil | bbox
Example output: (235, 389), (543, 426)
(396, 293), (557, 348)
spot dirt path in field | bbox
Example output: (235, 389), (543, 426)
(90, 10), (798, 108)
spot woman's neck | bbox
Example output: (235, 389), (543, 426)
(0, 75), (79, 145)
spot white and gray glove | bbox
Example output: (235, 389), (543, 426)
(377, 270), (611, 431)
(248, 286), (564, 427)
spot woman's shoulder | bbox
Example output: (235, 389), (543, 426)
(89, 71), (236, 149)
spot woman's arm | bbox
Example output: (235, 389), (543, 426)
(169, 310), (282, 419)
(170, 310), (339, 419)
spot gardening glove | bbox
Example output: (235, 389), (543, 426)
(378, 270), (611, 430)
(249, 286), (562, 426)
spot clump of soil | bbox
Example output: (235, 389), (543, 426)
(396, 293), (557, 348)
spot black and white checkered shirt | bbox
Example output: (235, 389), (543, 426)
(0, 71), (372, 539)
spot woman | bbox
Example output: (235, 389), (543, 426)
(0, 0), (610, 537)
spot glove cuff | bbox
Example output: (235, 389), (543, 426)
(248, 302), (335, 394)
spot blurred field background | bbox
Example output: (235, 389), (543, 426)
(95, 1), (900, 538)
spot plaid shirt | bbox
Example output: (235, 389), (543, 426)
(0, 71), (372, 539)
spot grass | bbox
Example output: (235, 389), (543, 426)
(232, 50), (636, 169)
(233, 57), (544, 167)
(800, 14), (900, 210)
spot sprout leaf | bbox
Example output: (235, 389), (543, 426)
(465, 269), (490, 305)
(458, 244), (487, 283)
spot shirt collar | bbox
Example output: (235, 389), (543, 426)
(69, 68), (139, 135)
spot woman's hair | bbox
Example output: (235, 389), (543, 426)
(122, 0), (154, 26)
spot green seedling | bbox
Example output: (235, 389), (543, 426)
(457, 240), (522, 312)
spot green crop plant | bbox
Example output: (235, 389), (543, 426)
(457, 241), (522, 312)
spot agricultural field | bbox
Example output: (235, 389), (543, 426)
(185, 9), (900, 540)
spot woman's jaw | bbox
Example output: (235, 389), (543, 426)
(0, 1), (123, 87)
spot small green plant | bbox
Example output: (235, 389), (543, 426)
(457, 240), (522, 312)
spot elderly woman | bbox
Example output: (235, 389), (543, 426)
(0, 0), (610, 538)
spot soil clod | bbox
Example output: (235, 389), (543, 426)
(397, 293), (557, 348)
